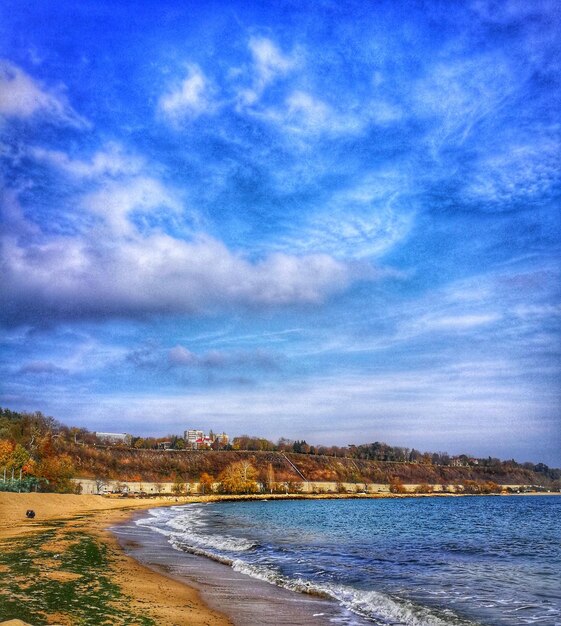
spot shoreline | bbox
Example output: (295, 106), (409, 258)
(1, 490), (559, 624)
(0, 492), (232, 626)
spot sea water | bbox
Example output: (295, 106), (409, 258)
(127, 496), (560, 625)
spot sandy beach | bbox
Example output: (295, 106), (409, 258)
(2, 490), (557, 625)
(0, 491), (392, 626)
(0, 492), (232, 626)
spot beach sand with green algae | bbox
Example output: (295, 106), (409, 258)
(0, 492), (231, 626)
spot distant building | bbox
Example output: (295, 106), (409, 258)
(184, 429), (229, 450)
(450, 456), (468, 467)
(95, 432), (132, 446)
(214, 432), (229, 447)
(158, 441), (172, 450)
(185, 430), (204, 448)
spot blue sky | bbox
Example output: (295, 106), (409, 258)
(1, 0), (560, 465)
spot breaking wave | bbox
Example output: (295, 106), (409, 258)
(136, 505), (478, 626)
(136, 505), (257, 553)
(134, 497), (560, 626)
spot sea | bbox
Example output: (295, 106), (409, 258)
(113, 495), (561, 626)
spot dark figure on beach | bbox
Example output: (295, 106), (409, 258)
(26, 509), (35, 518)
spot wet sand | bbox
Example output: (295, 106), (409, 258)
(113, 508), (362, 626)
(1, 490), (556, 625)
(0, 492), (231, 626)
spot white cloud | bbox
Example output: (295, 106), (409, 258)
(284, 91), (330, 131)
(30, 143), (144, 179)
(1, 231), (356, 322)
(271, 173), (413, 259)
(0, 59), (87, 127)
(169, 345), (198, 366)
(250, 37), (294, 80)
(513, 304), (561, 319)
(254, 86), (399, 138)
(407, 313), (502, 334)
(257, 90), (368, 137)
(465, 139), (560, 204)
(414, 55), (517, 149)
(238, 37), (295, 105)
(82, 176), (183, 236)
(158, 64), (214, 123)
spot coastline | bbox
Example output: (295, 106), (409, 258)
(1, 490), (559, 625)
(0, 492), (231, 626)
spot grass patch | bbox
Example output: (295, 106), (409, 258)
(0, 529), (155, 625)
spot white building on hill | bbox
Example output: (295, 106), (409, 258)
(184, 429), (229, 449)
(95, 432), (132, 445)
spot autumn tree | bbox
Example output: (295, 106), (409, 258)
(7, 444), (30, 473)
(94, 477), (108, 494)
(0, 439), (14, 468)
(218, 461), (258, 494)
(36, 453), (77, 493)
(172, 476), (186, 496)
(389, 477), (407, 494)
(199, 472), (215, 494)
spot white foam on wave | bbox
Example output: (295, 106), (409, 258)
(329, 585), (479, 626)
(136, 504), (257, 552)
(220, 557), (478, 626)
(179, 528), (256, 552)
(135, 506), (479, 626)
(227, 558), (475, 625)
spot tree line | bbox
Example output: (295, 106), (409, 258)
(1, 407), (559, 493)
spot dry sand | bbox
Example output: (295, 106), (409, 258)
(0, 492), (232, 626)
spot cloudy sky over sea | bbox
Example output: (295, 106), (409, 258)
(1, 0), (560, 464)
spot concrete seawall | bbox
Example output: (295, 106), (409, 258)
(73, 478), (534, 496)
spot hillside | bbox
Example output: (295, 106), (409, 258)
(1, 407), (559, 493)
(66, 444), (554, 489)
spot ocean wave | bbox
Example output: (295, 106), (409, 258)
(166, 540), (478, 626)
(177, 529), (257, 552)
(136, 506), (478, 625)
(131, 497), (560, 626)
(330, 585), (480, 626)
(136, 505), (257, 552)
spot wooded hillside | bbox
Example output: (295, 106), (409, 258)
(1, 407), (559, 492)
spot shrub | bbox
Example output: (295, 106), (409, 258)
(389, 477), (407, 494)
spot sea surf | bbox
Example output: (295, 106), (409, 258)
(114, 495), (561, 625)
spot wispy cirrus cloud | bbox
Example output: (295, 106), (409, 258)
(237, 36), (296, 106)
(168, 345), (278, 370)
(465, 138), (561, 205)
(402, 312), (502, 336)
(17, 361), (68, 376)
(29, 143), (145, 179)
(0, 60), (88, 127)
(414, 54), (518, 151)
(158, 64), (216, 123)
(269, 172), (414, 259)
